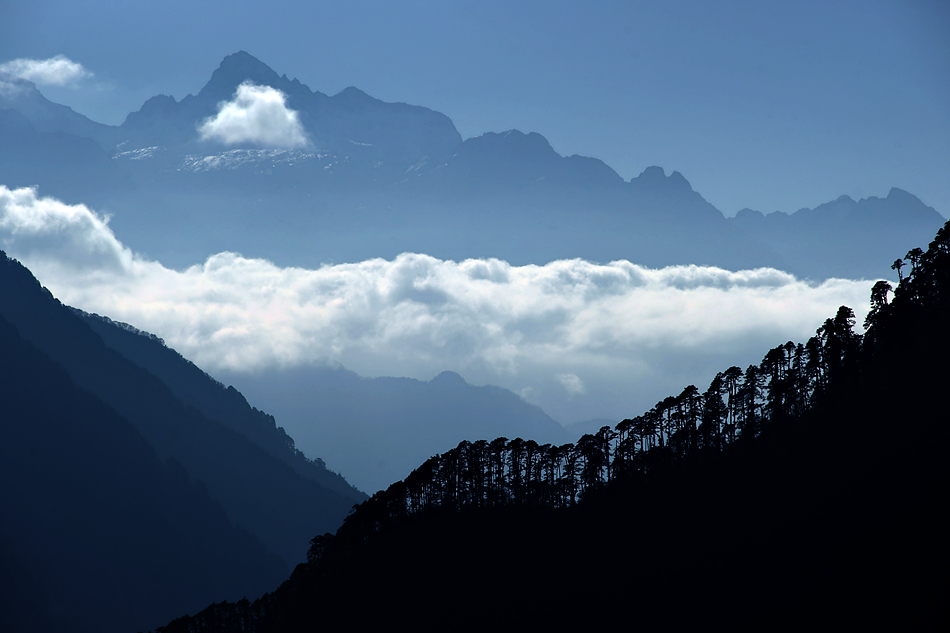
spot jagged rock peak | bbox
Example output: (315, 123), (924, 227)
(464, 130), (557, 155)
(632, 165), (695, 191)
(637, 165), (667, 181)
(734, 207), (765, 221)
(199, 51), (291, 101)
(668, 170), (692, 189)
(332, 86), (381, 107)
(886, 187), (921, 204)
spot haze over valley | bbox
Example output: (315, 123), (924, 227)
(1, 45), (945, 491)
(1, 3), (948, 630)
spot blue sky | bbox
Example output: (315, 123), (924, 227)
(1, 0), (948, 216)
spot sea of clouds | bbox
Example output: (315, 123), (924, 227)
(0, 185), (877, 423)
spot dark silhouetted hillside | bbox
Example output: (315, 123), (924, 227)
(0, 251), (359, 572)
(155, 221), (950, 630)
(77, 311), (365, 502)
(0, 311), (287, 633)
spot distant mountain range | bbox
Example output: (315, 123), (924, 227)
(220, 365), (573, 494)
(2, 51), (943, 277)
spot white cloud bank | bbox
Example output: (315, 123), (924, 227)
(0, 55), (92, 86)
(198, 81), (307, 148)
(0, 185), (878, 422)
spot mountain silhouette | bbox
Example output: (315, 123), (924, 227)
(0, 284), (287, 632)
(0, 252), (363, 592)
(730, 187), (946, 278)
(0, 107), (130, 204)
(221, 364), (571, 494)
(77, 310), (365, 501)
(3, 51), (942, 276)
(150, 220), (950, 631)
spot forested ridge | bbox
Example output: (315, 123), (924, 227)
(156, 222), (950, 630)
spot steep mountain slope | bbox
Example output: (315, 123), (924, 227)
(0, 312), (287, 633)
(154, 222), (950, 630)
(0, 73), (117, 144)
(77, 311), (365, 502)
(0, 252), (358, 568)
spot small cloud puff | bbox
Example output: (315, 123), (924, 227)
(556, 373), (587, 396)
(0, 186), (131, 273)
(198, 82), (307, 149)
(0, 55), (92, 86)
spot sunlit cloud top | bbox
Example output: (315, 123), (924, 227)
(0, 55), (92, 86)
(198, 81), (307, 148)
(0, 185), (875, 421)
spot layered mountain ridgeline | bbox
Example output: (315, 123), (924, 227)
(0, 252), (366, 633)
(2, 52), (943, 275)
(220, 366), (572, 494)
(729, 187), (945, 279)
(76, 311), (363, 501)
(0, 312), (286, 633)
(155, 225), (950, 630)
(0, 108), (132, 205)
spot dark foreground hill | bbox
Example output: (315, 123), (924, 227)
(155, 223), (950, 630)
(0, 252), (366, 632)
(0, 311), (286, 633)
(76, 311), (363, 502)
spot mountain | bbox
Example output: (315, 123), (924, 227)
(117, 51), (462, 171)
(0, 292), (287, 633)
(730, 187), (946, 279)
(0, 107), (130, 204)
(76, 311), (364, 501)
(4, 51), (941, 277)
(220, 365), (572, 494)
(151, 220), (950, 631)
(0, 73), (116, 143)
(0, 251), (364, 574)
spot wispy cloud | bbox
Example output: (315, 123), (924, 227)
(556, 373), (587, 396)
(0, 185), (876, 422)
(0, 55), (92, 86)
(198, 81), (307, 148)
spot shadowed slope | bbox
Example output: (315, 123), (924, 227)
(155, 222), (950, 630)
(0, 313), (287, 633)
(0, 252), (356, 568)
(78, 311), (365, 502)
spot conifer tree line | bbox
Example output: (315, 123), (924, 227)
(303, 220), (949, 561)
(154, 219), (950, 632)
(320, 311), (860, 552)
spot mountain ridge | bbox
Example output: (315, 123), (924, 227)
(0, 250), (361, 570)
(1, 51), (944, 278)
(220, 363), (571, 494)
(0, 302), (288, 633)
(76, 309), (365, 501)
